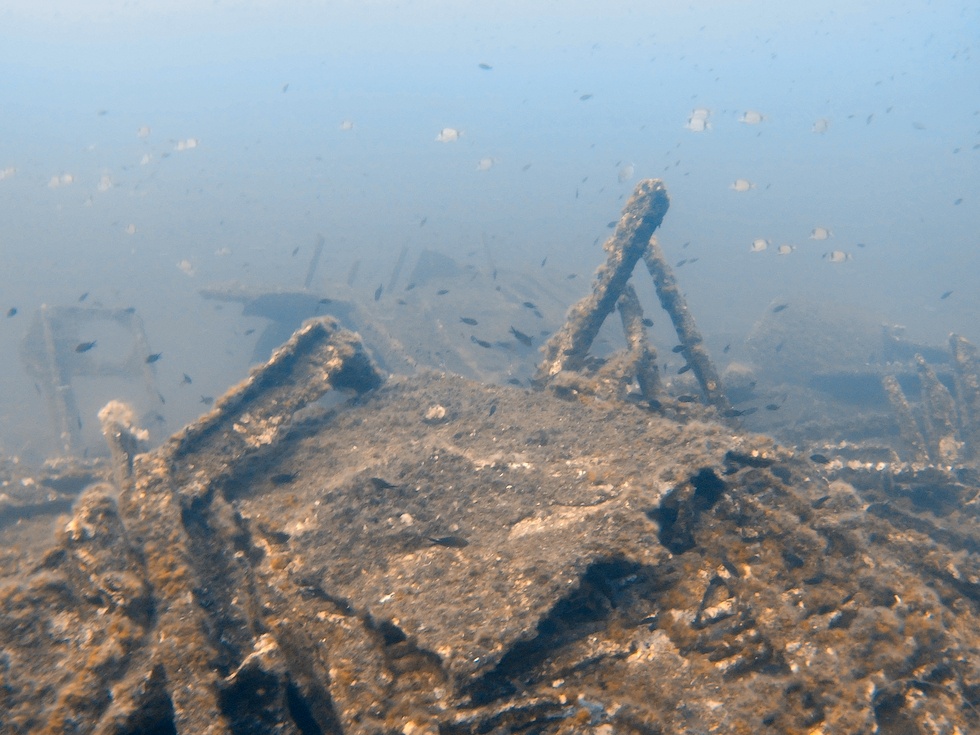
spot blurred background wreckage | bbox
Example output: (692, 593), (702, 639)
(4, 181), (980, 734)
(20, 305), (161, 454)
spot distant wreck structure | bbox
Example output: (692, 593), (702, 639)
(537, 178), (731, 415)
(20, 305), (162, 454)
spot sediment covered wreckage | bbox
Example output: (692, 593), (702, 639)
(3, 181), (980, 734)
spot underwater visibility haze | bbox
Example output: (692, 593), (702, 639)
(0, 0), (977, 456)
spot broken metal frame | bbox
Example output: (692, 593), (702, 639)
(883, 335), (980, 466)
(20, 305), (160, 454)
(536, 178), (732, 414)
(88, 316), (383, 734)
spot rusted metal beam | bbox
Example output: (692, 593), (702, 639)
(537, 179), (669, 381)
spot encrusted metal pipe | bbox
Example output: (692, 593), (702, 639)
(882, 374), (929, 464)
(537, 179), (670, 381)
(642, 236), (731, 413)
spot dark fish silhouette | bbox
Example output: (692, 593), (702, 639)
(145, 352), (163, 364)
(78, 292), (89, 302)
(677, 364), (691, 374)
(522, 301), (537, 309)
(941, 290), (953, 300)
(437, 289), (449, 295)
(374, 284), (383, 301)
(6, 307), (16, 318)
(677, 395), (697, 403)
(200, 395), (214, 406)
(182, 373), (193, 384)
(772, 303), (789, 313)
(428, 535), (469, 549)
(810, 453), (830, 465)
(471, 336), (492, 349)
(75, 340), (97, 353)
(478, 62), (492, 70)
(460, 317), (478, 326)
(509, 327), (533, 346)
(671, 345), (685, 353)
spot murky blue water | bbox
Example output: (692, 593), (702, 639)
(0, 0), (977, 459)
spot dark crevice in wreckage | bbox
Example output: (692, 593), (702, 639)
(648, 467), (728, 554)
(461, 558), (663, 708)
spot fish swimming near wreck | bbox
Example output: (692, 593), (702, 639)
(509, 327), (533, 346)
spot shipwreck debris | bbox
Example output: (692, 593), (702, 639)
(5, 187), (980, 735)
(537, 179), (670, 380)
(951, 333), (980, 459)
(20, 305), (160, 453)
(536, 179), (730, 413)
(98, 400), (149, 493)
(642, 235), (731, 413)
(882, 374), (930, 464)
(162, 316), (382, 477)
(616, 283), (662, 400)
(916, 354), (962, 464)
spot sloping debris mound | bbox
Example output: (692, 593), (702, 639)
(2, 355), (980, 733)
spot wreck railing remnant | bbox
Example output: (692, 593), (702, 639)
(880, 333), (980, 467)
(83, 317), (383, 735)
(98, 400), (150, 494)
(950, 334), (980, 460)
(616, 283), (662, 399)
(161, 316), (382, 481)
(536, 178), (730, 413)
(915, 354), (961, 464)
(537, 179), (670, 380)
(882, 375), (930, 464)
(642, 236), (731, 413)
(20, 305), (160, 454)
